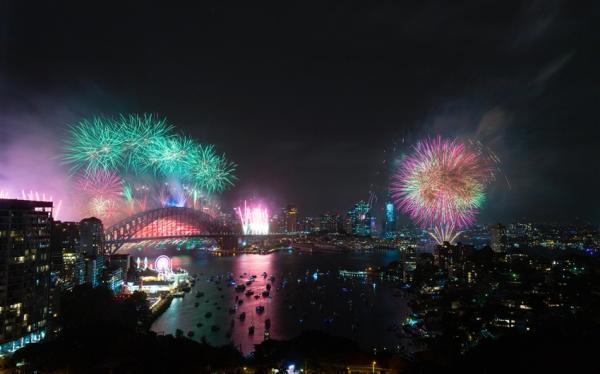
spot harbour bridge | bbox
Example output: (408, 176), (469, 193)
(104, 206), (291, 254)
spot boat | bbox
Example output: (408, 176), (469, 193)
(245, 290), (254, 296)
(254, 295), (260, 299)
(266, 283), (271, 290)
(238, 299), (244, 305)
(264, 318), (271, 330)
(248, 325), (255, 335)
(205, 312), (212, 318)
(235, 284), (246, 292)
(239, 312), (246, 321)
(269, 276), (276, 282)
(262, 290), (270, 297)
(196, 291), (204, 298)
(262, 272), (268, 278)
(256, 305), (265, 313)
(196, 322), (203, 327)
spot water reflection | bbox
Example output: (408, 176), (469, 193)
(127, 247), (408, 355)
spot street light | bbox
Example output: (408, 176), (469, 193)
(372, 361), (376, 373)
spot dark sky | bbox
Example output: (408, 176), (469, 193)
(1, 1), (599, 223)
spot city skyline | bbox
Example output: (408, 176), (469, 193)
(1, 2), (598, 223)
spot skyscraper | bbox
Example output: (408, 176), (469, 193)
(0, 199), (53, 354)
(490, 223), (507, 253)
(50, 221), (81, 291)
(282, 205), (298, 233)
(348, 201), (371, 236)
(79, 217), (104, 256)
(383, 200), (396, 239)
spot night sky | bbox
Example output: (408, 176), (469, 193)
(1, 1), (599, 223)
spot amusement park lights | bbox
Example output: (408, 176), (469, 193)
(235, 200), (269, 235)
(154, 255), (172, 274)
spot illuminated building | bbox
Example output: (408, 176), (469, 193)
(318, 212), (342, 233)
(489, 223), (507, 253)
(50, 221), (80, 291)
(0, 199), (53, 355)
(382, 200), (396, 239)
(348, 201), (371, 236)
(79, 217), (104, 256)
(282, 205), (298, 233)
(301, 216), (317, 233)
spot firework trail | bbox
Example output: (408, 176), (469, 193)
(235, 201), (269, 235)
(391, 136), (494, 244)
(21, 190), (64, 219)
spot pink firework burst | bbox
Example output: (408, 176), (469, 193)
(77, 170), (123, 200)
(390, 136), (493, 244)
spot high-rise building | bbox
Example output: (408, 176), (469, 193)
(282, 205), (298, 233)
(348, 201), (371, 236)
(383, 200), (396, 239)
(318, 212), (342, 233)
(0, 199), (53, 355)
(50, 221), (81, 291)
(490, 223), (507, 253)
(79, 217), (104, 256)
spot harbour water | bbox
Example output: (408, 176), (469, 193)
(127, 248), (410, 355)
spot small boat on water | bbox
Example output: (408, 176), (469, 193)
(256, 305), (265, 313)
(196, 322), (203, 327)
(262, 290), (270, 297)
(248, 325), (255, 335)
(205, 312), (212, 318)
(239, 312), (246, 321)
(196, 291), (204, 298)
(266, 283), (271, 290)
(245, 290), (254, 296)
(262, 272), (268, 278)
(235, 284), (246, 292)
(254, 295), (260, 299)
(238, 299), (244, 305)
(264, 318), (271, 330)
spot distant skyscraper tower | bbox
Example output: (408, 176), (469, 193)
(489, 223), (507, 252)
(0, 199), (53, 354)
(79, 217), (104, 256)
(282, 205), (298, 233)
(383, 200), (396, 239)
(349, 201), (371, 236)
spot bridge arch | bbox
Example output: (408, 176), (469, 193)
(104, 207), (230, 252)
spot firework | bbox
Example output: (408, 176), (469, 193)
(64, 113), (237, 224)
(391, 136), (493, 244)
(186, 144), (237, 193)
(21, 190), (64, 219)
(63, 117), (123, 173)
(116, 114), (174, 174)
(76, 170), (123, 200)
(235, 201), (269, 235)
